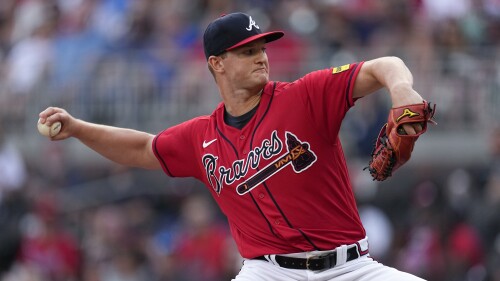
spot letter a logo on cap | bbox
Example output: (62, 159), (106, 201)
(246, 16), (259, 31)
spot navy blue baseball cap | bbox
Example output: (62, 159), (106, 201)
(203, 12), (284, 60)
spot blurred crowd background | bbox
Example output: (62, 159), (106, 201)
(0, 0), (499, 280)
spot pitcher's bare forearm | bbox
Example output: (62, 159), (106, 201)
(39, 107), (161, 170)
(351, 57), (426, 135)
(73, 120), (160, 169)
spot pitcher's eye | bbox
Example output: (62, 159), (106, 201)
(244, 49), (255, 55)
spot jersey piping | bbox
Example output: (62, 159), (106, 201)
(248, 82), (320, 250)
(345, 63), (359, 108)
(216, 125), (239, 158)
(217, 83), (282, 238)
(152, 129), (173, 177)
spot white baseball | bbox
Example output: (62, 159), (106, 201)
(37, 119), (62, 137)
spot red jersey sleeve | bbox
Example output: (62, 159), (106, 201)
(152, 117), (207, 179)
(302, 62), (364, 142)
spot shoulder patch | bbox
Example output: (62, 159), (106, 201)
(332, 64), (350, 74)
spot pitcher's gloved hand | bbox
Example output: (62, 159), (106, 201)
(366, 100), (436, 181)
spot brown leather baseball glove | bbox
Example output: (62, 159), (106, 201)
(366, 100), (436, 181)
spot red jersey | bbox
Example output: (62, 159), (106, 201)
(153, 62), (366, 258)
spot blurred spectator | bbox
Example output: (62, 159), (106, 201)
(4, 1), (57, 95)
(146, 224), (180, 281)
(422, 0), (471, 22)
(81, 205), (130, 280)
(485, 126), (500, 204)
(171, 194), (240, 281)
(15, 192), (80, 281)
(0, 123), (27, 202)
(445, 218), (486, 280)
(477, 126), (500, 281)
(0, 9), (10, 62)
(0, 189), (26, 280)
(97, 247), (153, 281)
(358, 204), (394, 262)
(51, 0), (102, 95)
(0, 122), (28, 277)
(395, 181), (446, 280)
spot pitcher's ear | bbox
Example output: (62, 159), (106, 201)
(208, 55), (225, 73)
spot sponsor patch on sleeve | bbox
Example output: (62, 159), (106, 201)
(332, 64), (350, 74)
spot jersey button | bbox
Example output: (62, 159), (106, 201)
(258, 193), (265, 199)
(274, 219), (281, 225)
(240, 135), (245, 140)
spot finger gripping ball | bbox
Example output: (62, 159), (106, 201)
(37, 119), (62, 137)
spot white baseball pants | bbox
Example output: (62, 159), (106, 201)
(233, 255), (425, 281)
(233, 237), (425, 281)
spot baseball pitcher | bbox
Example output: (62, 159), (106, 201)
(39, 12), (435, 281)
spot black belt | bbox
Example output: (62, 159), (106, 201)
(254, 245), (364, 271)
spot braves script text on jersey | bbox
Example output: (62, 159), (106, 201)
(153, 62), (365, 259)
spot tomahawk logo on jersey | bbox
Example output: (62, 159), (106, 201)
(202, 130), (317, 196)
